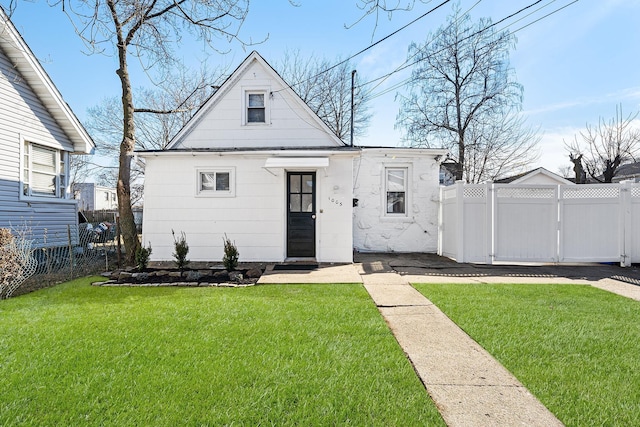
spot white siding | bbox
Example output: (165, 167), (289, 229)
(142, 153), (354, 263)
(353, 150), (442, 253)
(0, 44), (79, 247)
(172, 59), (343, 150)
(73, 183), (118, 211)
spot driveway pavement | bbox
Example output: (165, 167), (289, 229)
(259, 253), (640, 426)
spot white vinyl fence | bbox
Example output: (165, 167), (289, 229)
(439, 181), (640, 266)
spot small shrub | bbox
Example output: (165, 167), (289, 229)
(222, 234), (239, 271)
(135, 243), (152, 271)
(172, 230), (190, 270)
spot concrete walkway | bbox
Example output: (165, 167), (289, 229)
(259, 257), (640, 426)
(356, 263), (563, 427)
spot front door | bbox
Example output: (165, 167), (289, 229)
(287, 172), (316, 258)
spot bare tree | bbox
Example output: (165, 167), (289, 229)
(347, 0), (431, 34)
(566, 105), (640, 183)
(278, 51), (372, 144)
(86, 66), (222, 155)
(396, 5), (539, 182)
(40, 0), (263, 264)
(461, 113), (539, 183)
(558, 165), (573, 180)
(80, 66), (223, 210)
(568, 152), (586, 184)
(134, 65), (225, 150)
(68, 154), (93, 189)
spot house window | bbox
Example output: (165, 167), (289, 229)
(386, 168), (407, 215)
(247, 93), (265, 123)
(22, 141), (67, 198)
(197, 168), (235, 197)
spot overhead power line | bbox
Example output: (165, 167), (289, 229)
(272, 0), (452, 94)
(508, 0), (579, 33)
(360, 0), (546, 91)
(361, 0), (581, 102)
(362, 0), (485, 96)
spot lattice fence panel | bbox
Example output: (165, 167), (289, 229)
(496, 187), (555, 199)
(463, 186), (486, 199)
(562, 186), (620, 199)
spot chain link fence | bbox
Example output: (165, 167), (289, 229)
(1, 214), (121, 298)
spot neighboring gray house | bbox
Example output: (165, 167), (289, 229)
(73, 183), (118, 211)
(0, 9), (94, 247)
(612, 162), (640, 183)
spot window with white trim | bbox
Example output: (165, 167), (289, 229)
(197, 168), (235, 197)
(244, 90), (269, 125)
(22, 141), (68, 199)
(247, 93), (265, 123)
(385, 168), (407, 215)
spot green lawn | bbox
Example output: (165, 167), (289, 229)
(0, 278), (443, 426)
(414, 283), (640, 427)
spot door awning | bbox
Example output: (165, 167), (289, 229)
(264, 157), (329, 169)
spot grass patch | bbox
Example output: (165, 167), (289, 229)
(414, 283), (640, 426)
(0, 278), (443, 426)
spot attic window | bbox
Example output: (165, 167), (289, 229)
(247, 93), (265, 123)
(243, 89), (269, 125)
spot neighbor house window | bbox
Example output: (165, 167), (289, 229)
(197, 168), (235, 197)
(247, 93), (265, 123)
(22, 141), (67, 198)
(386, 168), (407, 215)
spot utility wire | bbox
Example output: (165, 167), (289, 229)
(363, 0), (485, 96)
(509, 0), (579, 33)
(361, 0), (580, 102)
(272, 0), (452, 94)
(360, 0), (546, 90)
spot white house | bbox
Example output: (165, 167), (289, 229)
(0, 8), (94, 247)
(138, 52), (446, 263)
(73, 183), (118, 211)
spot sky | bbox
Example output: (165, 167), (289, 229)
(4, 0), (640, 177)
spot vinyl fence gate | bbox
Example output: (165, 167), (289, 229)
(439, 181), (640, 266)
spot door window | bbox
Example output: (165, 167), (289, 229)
(289, 174), (314, 213)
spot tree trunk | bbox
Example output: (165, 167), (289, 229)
(456, 136), (465, 181)
(115, 42), (140, 265)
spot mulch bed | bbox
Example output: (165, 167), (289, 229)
(94, 267), (264, 287)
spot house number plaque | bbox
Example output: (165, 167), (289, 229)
(328, 197), (343, 206)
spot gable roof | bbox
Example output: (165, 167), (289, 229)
(612, 162), (640, 182)
(0, 8), (94, 153)
(494, 167), (574, 185)
(166, 51), (345, 150)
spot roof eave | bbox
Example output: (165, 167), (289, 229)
(0, 9), (95, 154)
